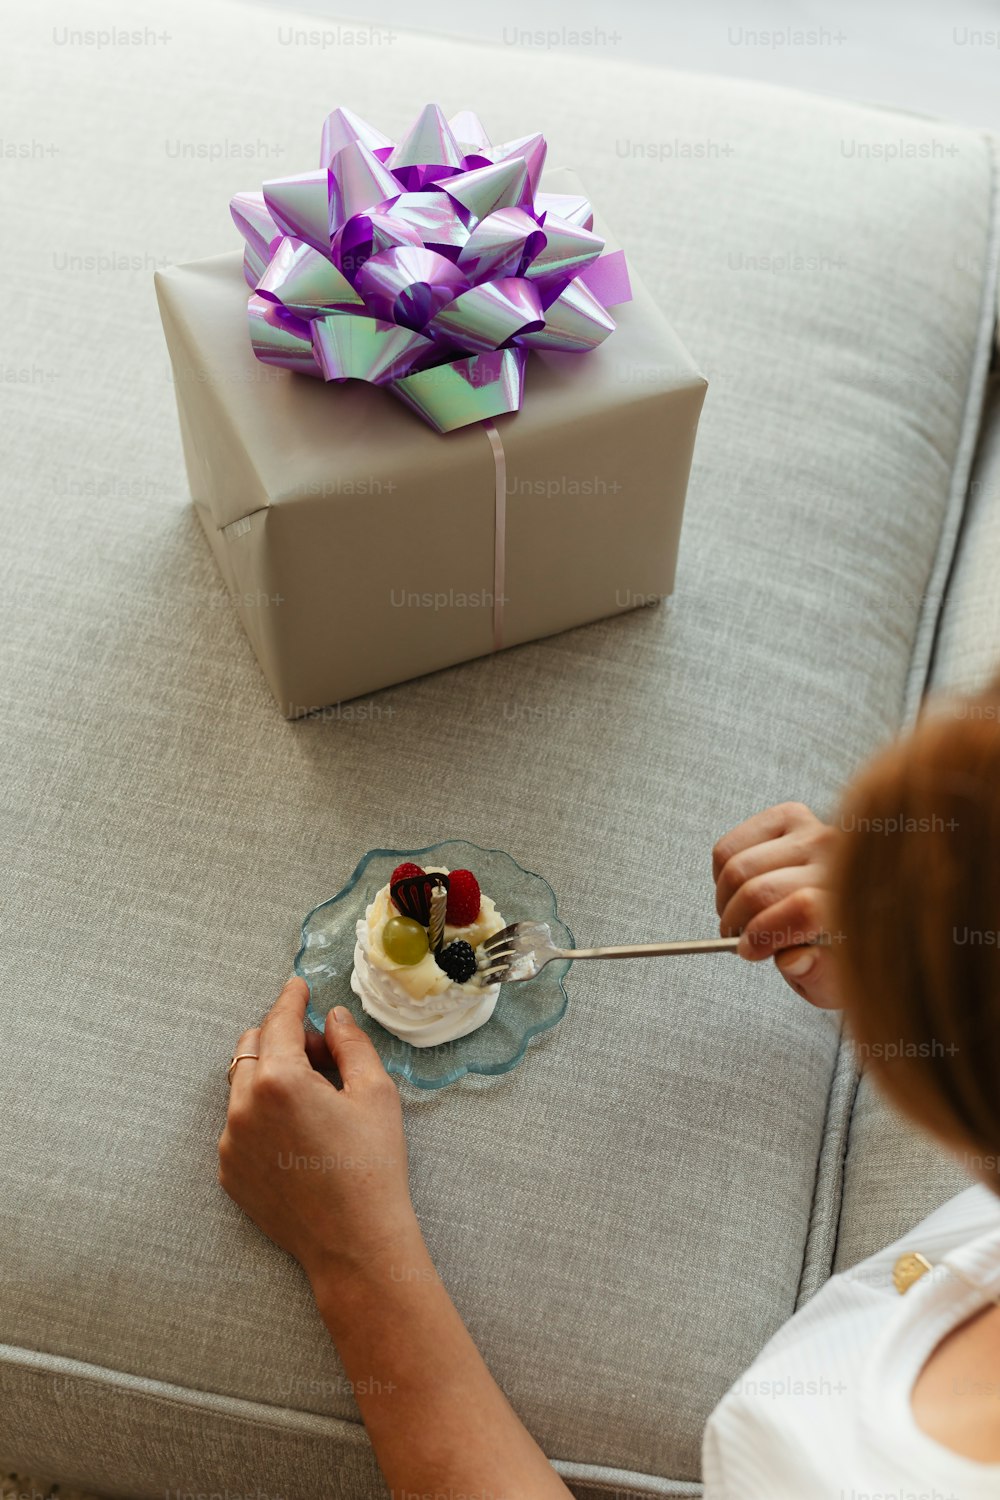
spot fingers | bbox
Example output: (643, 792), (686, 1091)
(774, 944), (843, 1009)
(737, 887), (828, 961)
(714, 803), (843, 1009)
(711, 801), (814, 882)
(258, 977), (310, 1066)
(714, 831), (822, 919)
(304, 1024), (334, 1073)
(324, 1005), (391, 1092)
(719, 861), (828, 938)
(227, 1026), (261, 1112)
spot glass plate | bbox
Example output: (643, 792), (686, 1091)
(294, 840), (573, 1090)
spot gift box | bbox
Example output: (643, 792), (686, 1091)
(155, 109), (706, 718)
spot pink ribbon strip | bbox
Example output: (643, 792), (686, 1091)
(482, 418), (507, 652)
(578, 248), (632, 308)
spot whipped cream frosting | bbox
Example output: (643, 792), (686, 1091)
(350, 868), (505, 1047)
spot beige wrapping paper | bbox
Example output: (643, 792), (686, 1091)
(155, 172), (706, 717)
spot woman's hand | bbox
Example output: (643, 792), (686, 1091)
(220, 979), (574, 1499)
(218, 979), (420, 1289)
(712, 801), (842, 1008)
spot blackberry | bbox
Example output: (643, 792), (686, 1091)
(437, 939), (477, 984)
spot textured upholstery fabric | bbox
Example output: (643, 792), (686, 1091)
(833, 372), (1000, 1272)
(935, 374), (1000, 695)
(833, 1075), (973, 1274)
(2, 2), (998, 1496)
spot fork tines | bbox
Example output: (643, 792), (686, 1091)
(481, 923), (519, 958)
(477, 966), (509, 986)
(474, 923), (526, 986)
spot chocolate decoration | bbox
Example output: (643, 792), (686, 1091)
(390, 871), (449, 926)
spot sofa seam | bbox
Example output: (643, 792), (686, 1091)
(0, 1342), (368, 1442)
(558, 1469), (701, 1500)
(0, 1343), (700, 1498)
(824, 1063), (863, 1278)
(793, 1031), (859, 1308)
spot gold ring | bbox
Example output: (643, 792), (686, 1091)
(227, 1052), (259, 1086)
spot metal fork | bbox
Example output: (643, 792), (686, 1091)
(475, 921), (741, 986)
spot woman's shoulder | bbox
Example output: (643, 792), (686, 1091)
(723, 1185), (1000, 1379)
(840, 1183), (1000, 1292)
(703, 1186), (1000, 1498)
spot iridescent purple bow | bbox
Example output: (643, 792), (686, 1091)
(230, 104), (632, 433)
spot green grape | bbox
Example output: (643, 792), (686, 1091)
(382, 916), (429, 966)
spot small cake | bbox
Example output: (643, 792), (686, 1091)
(350, 862), (506, 1047)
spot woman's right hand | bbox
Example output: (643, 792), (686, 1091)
(712, 801), (842, 1009)
(218, 980), (421, 1291)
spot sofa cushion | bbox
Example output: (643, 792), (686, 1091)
(833, 366), (1000, 1273)
(1, 2), (998, 1497)
(833, 1075), (974, 1273)
(934, 373), (1000, 695)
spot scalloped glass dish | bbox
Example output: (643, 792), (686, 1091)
(295, 841), (574, 1090)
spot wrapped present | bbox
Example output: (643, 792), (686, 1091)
(155, 105), (706, 717)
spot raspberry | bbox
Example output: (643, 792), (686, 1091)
(390, 863), (426, 912)
(446, 869), (481, 927)
(437, 940), (477, 984)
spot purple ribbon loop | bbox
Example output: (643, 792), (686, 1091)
(231, 104), (631, 433)
(257, 238), (363, 315)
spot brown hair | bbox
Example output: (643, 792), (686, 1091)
(828, 671), (1000, 1185)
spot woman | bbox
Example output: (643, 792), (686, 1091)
(218, 673), (1000, 1497)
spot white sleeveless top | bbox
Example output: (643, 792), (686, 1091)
(702, 1184), (1000, 1498)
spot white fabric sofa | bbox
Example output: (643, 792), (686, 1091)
(2, 3), (998, 1497)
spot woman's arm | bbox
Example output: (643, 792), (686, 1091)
(219, 979), (572, 1499)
